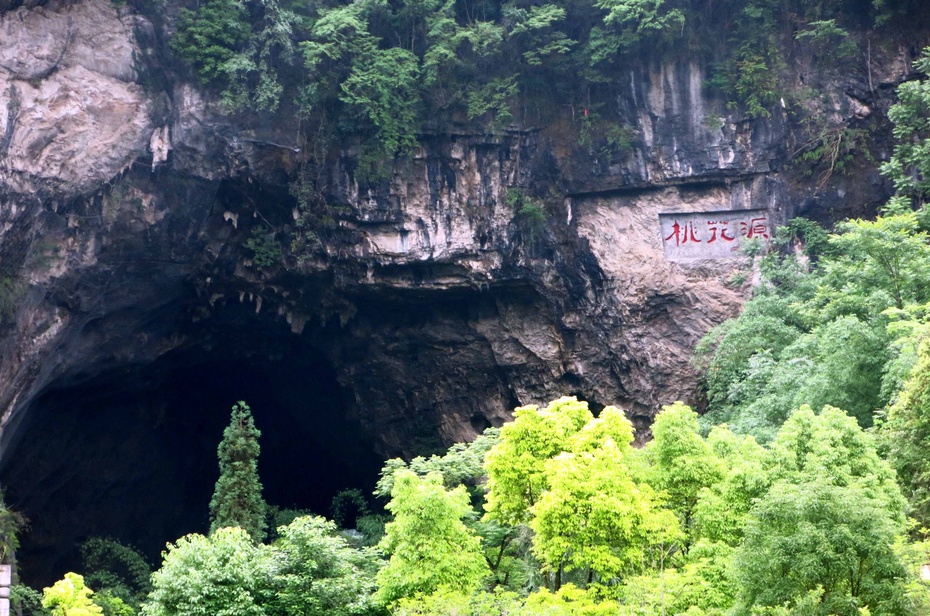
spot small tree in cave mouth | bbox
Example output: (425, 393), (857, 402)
(209, 401), (267, 542)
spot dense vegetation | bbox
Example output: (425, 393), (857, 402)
(11, 106), (930, 609)
(6, 8), (930, 616)
(10, 395), (928, 615)
(164, 0), (922, 182)
(693, 48), (930, 519)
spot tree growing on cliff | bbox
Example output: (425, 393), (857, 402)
(209, 401), (266, 543)
(882, 47), (930, 207)
(170, 0), (250, 84)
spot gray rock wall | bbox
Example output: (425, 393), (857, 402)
(0, 0), (913, 462)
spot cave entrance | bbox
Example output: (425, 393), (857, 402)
(0, 301), (384, 587)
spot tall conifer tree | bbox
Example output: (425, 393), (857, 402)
(209, 401), (266, 542)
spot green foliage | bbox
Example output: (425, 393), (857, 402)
(585, 0), (684, 67)
(392, 588), (521, 616)
(767, 406), (905, 512)
(704, 0), (787, 119)
(893, 537), (930, 614)
(376, 470), (490, 605)
(265, 516), (383, 616)
(166, 0), (894, 175)
(330, 488), (370, 529)
(729, 50), (781, 119)
(133, 393), (925, 616)
(0, 489), (25, 564)
(795, 19), (857, 63)
(693, 307), (805, 416)
(793, 125), (871, 189)
(504, 187), (548, 249)
(772, 217), (830, 259)
(595, 0), (684, 37)
(694, 96), (930, 532)
(265, 505), (311, 538)
(172, 0), (304, 112)
(880, 337), (930, 526)
(170, 0), (250, 84)
(484, 397), (593, 526)
(695, 207), (930, 439)
(531, 438), (677, 580)
(340, 46), (420, 157)
(92, 592), (134, 616)
(287, 163), (354, 260)
(142, 527), (265, 616)
(523, 583), (620, 615)
(12, 584), (47, 616)
(692, 428), (769, 546)
(519, 202), (546, 225)
(209, 401), (267, 543)
(376, 426), (531, 592)
(733, 481), (908, 615)
(244, 227), (284, 271)
(43, 573), (103, 616)
(605, 125), (636, 155)
(80, 538), (151, 611)
(505, 187), (524, 209)
(728, 405), (909, 615)
(466, 77), (518, 129)
(882, 48), (930, 207)
(507, 4), (574, 67)
(375, 427), (500, 498)
(726, 270), (750, 288)
(575, 114), (637, 161)
(519, 206), (546, 245)
(483, 399), (686, 589)
(619, 540), (738, 615)
(825, 212), (930, 311)
(645, 402), (723, 535)
(355, 513), (388, 547)
(144, 517), (382, 616)
(774, 317), (889, 426)
(299, 0), (422, 171)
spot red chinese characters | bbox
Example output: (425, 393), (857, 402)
(739, 217), (770, 239)
(664, 220), (702, 246)
(661, 213), (770, 251)
(706, 220), (736, 243)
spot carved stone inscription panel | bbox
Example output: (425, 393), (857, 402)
(659, 209), (770, 260)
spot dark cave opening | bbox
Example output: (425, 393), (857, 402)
(0, 304), (385, 588)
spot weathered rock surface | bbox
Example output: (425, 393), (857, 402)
(0, 0), (915, 584)
(0, 0), (151, 195)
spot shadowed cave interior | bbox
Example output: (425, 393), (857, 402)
(0, 304), (385, 587)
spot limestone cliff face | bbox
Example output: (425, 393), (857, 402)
(2, 0), (921, 580)
(0, 1), (152, 195)
(0, 0), (910, 460)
